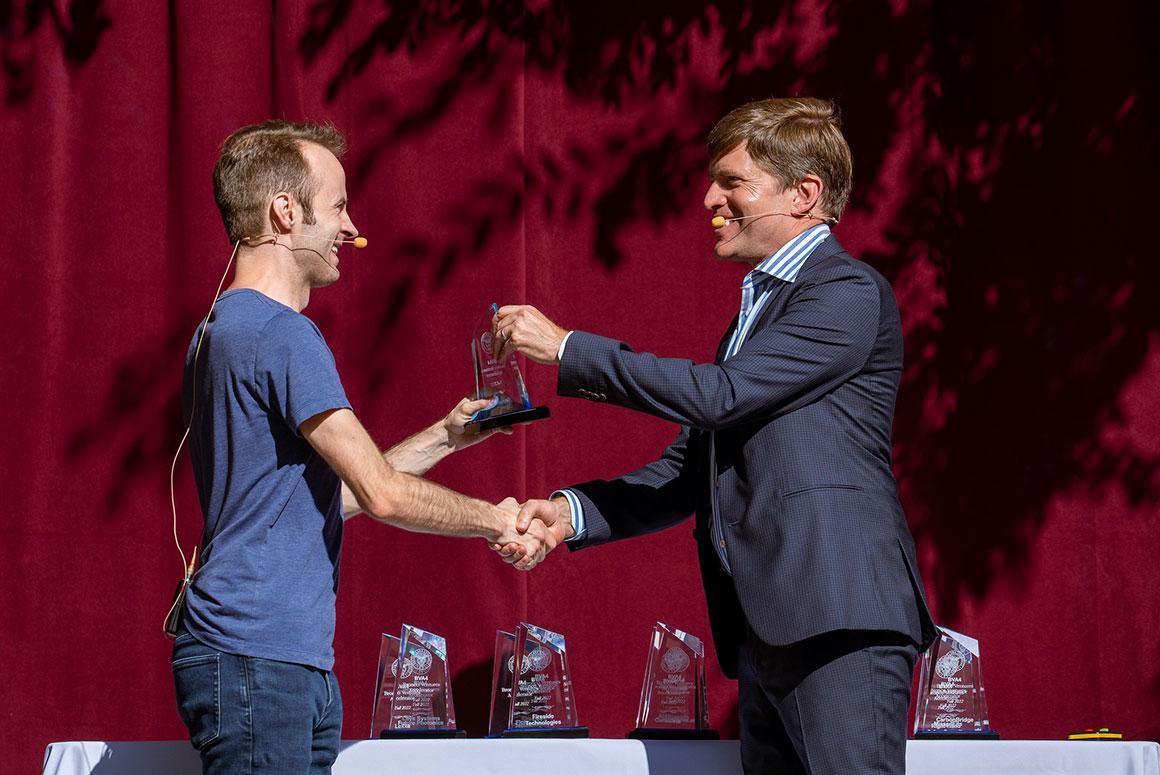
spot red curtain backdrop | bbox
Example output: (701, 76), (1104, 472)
(2, 1), (1158, 771)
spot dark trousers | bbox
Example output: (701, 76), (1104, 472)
(171, 630), (343, 775)
(738, 627), (918, 775)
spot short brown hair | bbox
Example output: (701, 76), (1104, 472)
(708, 98), (852, 223)
(213, 120), (348, 243)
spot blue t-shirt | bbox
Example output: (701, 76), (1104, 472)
(182, 289), (351, 670)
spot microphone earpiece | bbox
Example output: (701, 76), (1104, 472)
(711, 216), (727, 228)
(352, 237), (368, 248)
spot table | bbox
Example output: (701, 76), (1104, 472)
(43, 738), (1160, 775)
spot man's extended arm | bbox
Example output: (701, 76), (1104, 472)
(492, 265), (880, 431)
(340, 396), (507, 517)
(497, 423), (698, 567)
(301, 407), (556, 568)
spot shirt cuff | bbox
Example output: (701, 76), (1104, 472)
(556, 331), (575, 363)
(552, 489), (586, 542)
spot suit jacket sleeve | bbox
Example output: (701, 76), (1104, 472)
(567, 425), (699, 549)
(558, 264), (880, 431)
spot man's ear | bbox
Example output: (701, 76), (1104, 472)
(269, 192), (297, 234)
(793, 174), (824, 217)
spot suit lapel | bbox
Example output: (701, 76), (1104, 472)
(746, 279), (791, 334)
(714, 314), (739, 365)
(745, 233), (846, 335)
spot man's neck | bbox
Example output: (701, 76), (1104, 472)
(746, 220), (827, 268)
(228, 249), (311, 311)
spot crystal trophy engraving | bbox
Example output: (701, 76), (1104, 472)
(630, 622), (719, 739)
(913, 626), (999, 739)
(465, 303), (550, 433)
(369, 633), (401, 738)
(503, 622), (588, 737)
(381, 624), (466, 738)
(487, 630), (516, 737)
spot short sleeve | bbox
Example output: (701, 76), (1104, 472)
(255, 311), (351, 434)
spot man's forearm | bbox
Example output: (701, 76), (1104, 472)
(364, 468), (504, 540)
(383, 420), (454, 476)
(341, 423), (449, 517)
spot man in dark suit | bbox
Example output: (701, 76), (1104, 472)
(492, 97), (935, 774)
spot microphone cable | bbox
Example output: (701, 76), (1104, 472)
(163, 239), (240, 636)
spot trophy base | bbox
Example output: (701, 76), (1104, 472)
(465, 406), (550, 433)
(913, 730), (1001, 740)
(379, 729), (468, 739)
(629, 728), (721, 740)
(501, 726), (589, 739)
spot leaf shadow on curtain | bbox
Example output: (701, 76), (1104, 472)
(304, 0), (1160, 619)
(0, 0), (111, 104)
(64, 0), (1160, 673)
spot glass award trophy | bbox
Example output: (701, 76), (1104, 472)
(630, 622), (718, 739)
(369, 633), (402, 738)
(487, 630), (517, 737)
(381, 624), (466, 738)
(464, 303), (550, 433)
(503, 622), (588, 737)
(913, 626), (999, 739)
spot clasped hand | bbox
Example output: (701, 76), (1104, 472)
(492, 497), (574, 571)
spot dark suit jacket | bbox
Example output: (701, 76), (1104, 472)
(561, 234), (936, 678)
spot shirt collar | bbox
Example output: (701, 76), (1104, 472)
(748, 224), (831, 284)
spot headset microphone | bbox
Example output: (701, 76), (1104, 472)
(242, 234), (368, 248)
(712, 212), (825, 228)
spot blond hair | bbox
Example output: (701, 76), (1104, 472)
(708, 98), (852, 223)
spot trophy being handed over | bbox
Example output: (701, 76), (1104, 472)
(465, 303), (550, 433)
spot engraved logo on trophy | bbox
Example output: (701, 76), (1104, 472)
(527, 646), (552, 672)
(913, 626), (999, 739)
(506, 654), (532, 676)
(630, 621), (718, 740)
(661, 646), (690, 674)
(409, 646), (433, 676)
(390, 654), (414, 680)
(935, 647), (967, 679)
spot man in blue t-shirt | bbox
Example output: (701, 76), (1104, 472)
(171, 121), (554, 775)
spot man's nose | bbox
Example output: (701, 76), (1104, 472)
(703, 183), (725, 211)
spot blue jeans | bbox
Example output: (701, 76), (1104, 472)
(171, 630), (342, 774)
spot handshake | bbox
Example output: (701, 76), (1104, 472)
(447, 302), (583, 571)
(489, 496), (573, 571)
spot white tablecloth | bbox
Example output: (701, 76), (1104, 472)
(43, 738), (1160, 775)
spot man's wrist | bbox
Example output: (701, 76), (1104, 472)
(556, 331), (575, 364)
(550, 495), (576, 539)
(486, 501), (509, 543)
